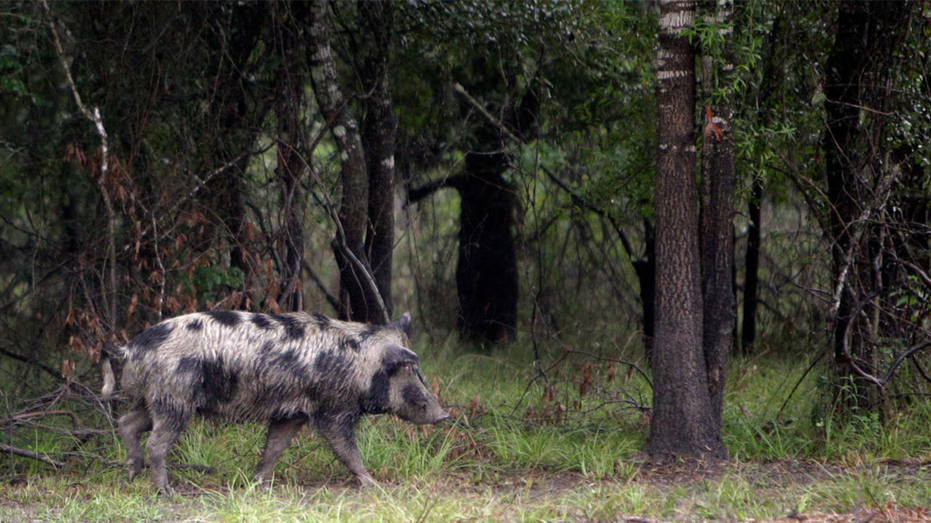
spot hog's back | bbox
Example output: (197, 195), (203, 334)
(121, 311), (372, 422)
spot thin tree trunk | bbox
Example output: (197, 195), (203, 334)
(276, 68), (305, 312)
(699, 0), (736, 432)
(359, 0), (396, 320)
(633, 219), (656, 362)
(741, 177), (762, 354)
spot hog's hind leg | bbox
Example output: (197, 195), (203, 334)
(145, 400), (190, 496)
(255, 414), (308, 484)
(118, 401), (152, 482)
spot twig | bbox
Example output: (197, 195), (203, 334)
(828, 167), (900, 320)
(891, 257), (931, 290)
(562, 347), (653, 388)
(0, 346), (64, 382)
(453, 83), (521, 144)
(123, 150), (259, 252)
(2, 410), (80, 426)
(776, 349), (828, 421)
(882, 341), (931, 385)
(910, 357), (931, 386)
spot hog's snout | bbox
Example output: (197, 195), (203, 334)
(391, 364), (451, 425)
(425, 404), (451, 425)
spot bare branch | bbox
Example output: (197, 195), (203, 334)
(0, 443), (65, 469)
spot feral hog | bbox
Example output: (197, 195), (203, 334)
(101, 311), (448, 496)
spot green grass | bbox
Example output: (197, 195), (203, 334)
(2, 338), (931, 522)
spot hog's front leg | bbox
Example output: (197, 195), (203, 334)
(314, 416), (376, 487)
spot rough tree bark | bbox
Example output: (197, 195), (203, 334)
(647, 0), (728, 460)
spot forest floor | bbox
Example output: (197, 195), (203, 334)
(3, 351), (931, 522)
(3, 457), (930, 522)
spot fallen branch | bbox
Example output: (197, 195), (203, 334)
(0, 443), (65, 469)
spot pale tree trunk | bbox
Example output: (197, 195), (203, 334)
(699, 0), (735, 435)
(647, 0), (727, 460)
(305, 0), (382, 323)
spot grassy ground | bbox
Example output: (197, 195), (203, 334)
(2, 338), (930, 522)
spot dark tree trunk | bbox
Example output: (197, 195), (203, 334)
(699, 0), (736, 431)
(741, 177), (762, 354)
(305, 0), (382, 323)
(407, 87), (525, 346)
(456, 146), (519, 345)
(275, 6), (305, 312)
(359, 0), (397, 320)
(632, 219), (656, 361)
(201, 3), (268, 301)
(647, 0), (727, 460)
(408, 158), (519, 346)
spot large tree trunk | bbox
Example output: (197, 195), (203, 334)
(406, 88), (523, 346)
(699, 0), (736, 432)
(359, 0), (397, 319)
(407, 154), (519, 346)
(456, 144), (519, 345)
(305, 0), (383, 323)
(647, 0), (727, 460)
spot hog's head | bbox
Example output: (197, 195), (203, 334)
(381, 344), (449, 425)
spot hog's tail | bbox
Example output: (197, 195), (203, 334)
(100, 343), (121, 400)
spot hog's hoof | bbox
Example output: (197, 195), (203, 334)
(126, 461), (144, 482)
(356, 473), (378, 489)
(156, 486), (176, 498)
(255, 478), (273, 490)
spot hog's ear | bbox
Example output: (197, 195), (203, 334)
(389, 312), (413, 339)
(382, 344), (419, 369)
